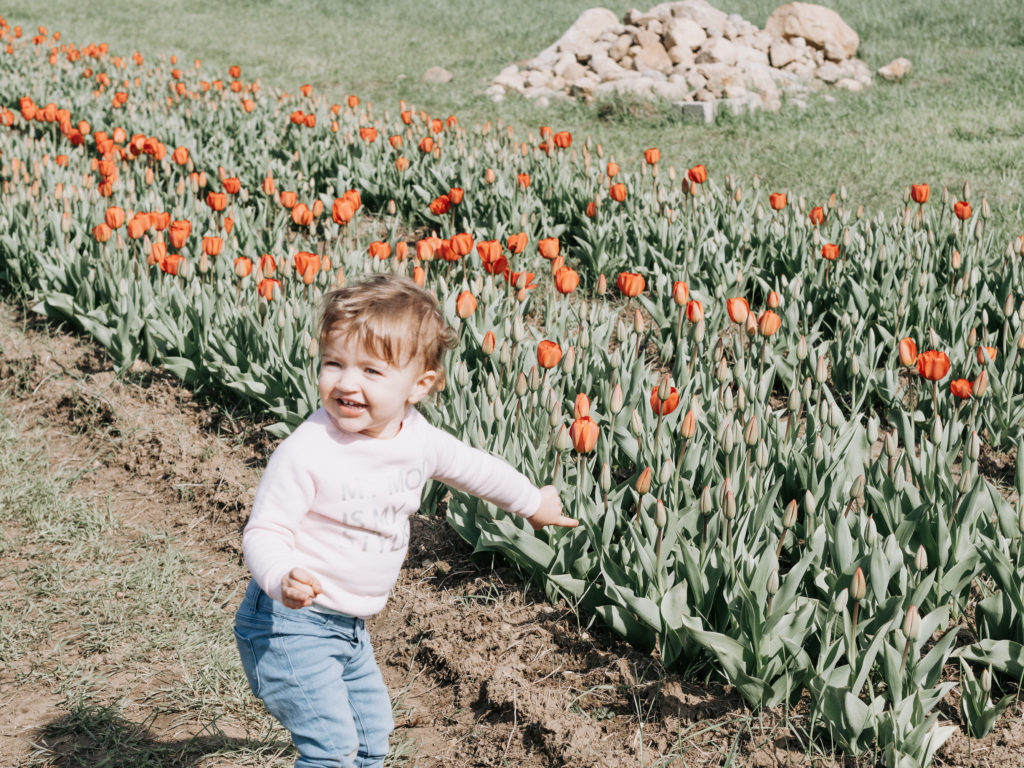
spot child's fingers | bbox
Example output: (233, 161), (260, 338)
(290, 568), (323, 594)
(555, 515), (579, 528)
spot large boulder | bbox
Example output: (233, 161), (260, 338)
(764, 3), (859, 61)
(537, 7), (620, 65)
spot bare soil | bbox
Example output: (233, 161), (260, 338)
(1, 300), (1022, 767)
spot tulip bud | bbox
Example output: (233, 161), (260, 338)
(499, 341), (512, 366)
(865, 516), (878, 545)
(715, 358), (732, 384)
(850, 567), (867, 601)
(915, 544), (928, 573)
(755, 439), (770, 469)
(698, 486), (713, 517)
(1005, 294), (1015, 318)
(797, 335), (808, 361)
(635, 467), (653, 495)
(722, 423), (736, 455)
(596, 274), (607, 294)
(722, 480), (736, 520)
(788, 387), (801, 414)
(693, 319), (706, 343)
(815, 356), (828, 384)
(486, 374), (498, 400)
(561, 345), (575, 375)
(616, 319), (629, 344)
(600, 462), (611, 493)
(454, 362), (470, 387)
(579, 326), (590, 350)
(554, 424), (572, 451)
(967, 430), (981, 463)
(722, 387), (734, 412)
(482, 332), (496, 355)
(902, 605), (920, 640)
(512, 315), (525, 342)
(767, 568), (779, 596)
(867, 416), (879, 445)
(514, 371), (528, 397)
(657, 374), (672, 402)
(959, 464), (973, 494)
(974, 369), (988, 397)
(610, 383), (624, 414)
(659, 459), (673, 485)
(782, 499), (798, 530)
(981, 667), (992, 693)
(655, 499), (667, 528)
(307, 336), (319, 359)
(630, 409), (644, 438)
(834, 587), (849, 613)
(931, 414), (943, 447)
(885, 430), (899, 457)
(829, 401), (841, 429)
(528, 365), (540, 392)
(543, 387), (558, 413)
(633, 308), (645, 334)
(680, 409), (696, 439)
(801, 377), (813, 402)
(743, 415), (758, 446)
(851, 474), (865, 502)
(734, 357), (747, 381)
(736, 387), (748, 414)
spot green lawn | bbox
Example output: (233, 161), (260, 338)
(6, 0), (1024, 230)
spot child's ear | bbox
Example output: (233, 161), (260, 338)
(407, 369), (437, 404)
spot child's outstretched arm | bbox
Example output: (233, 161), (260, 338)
(526, 484), (577, 530)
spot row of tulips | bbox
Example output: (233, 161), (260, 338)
(4, 17), (1024, 764)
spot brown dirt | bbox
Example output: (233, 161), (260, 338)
(1, 300), (1024, 768)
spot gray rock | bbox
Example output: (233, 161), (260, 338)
(422, 66), (453, 84)
(676, 99), (716, 123)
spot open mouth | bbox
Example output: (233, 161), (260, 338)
(336, 398), (368, 415)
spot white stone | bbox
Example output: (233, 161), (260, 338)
(667, 45), (696, 67)
(695, 37), (737, 66)
(765, 3), (859, 61)
(544, 8), (620, 60)
(526, 69), (551, 88)
(493, 70), (525, 89)
(815, 62), (841, 83)
(675, 0), (728, 37)
(633, 38), (674, 71)
(559, 61), (588, 82)
(735, 45), (768, 66)
(877, 57), (911, 81)
(609, 34), (633, 61)
(485, 84), (506, 99)
(664, 18), (706, 50)
(652, 80), (693, 100)
(836, 77), (864, 92)
(769, 41), (797, 68)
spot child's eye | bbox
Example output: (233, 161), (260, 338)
(364, 367), (381, 376)
(322, 361), (340, 368)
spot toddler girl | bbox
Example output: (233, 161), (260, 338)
(234, 274), (575, 768)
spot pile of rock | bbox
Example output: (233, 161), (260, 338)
(486, 0), (874, 120)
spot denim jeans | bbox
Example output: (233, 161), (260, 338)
(234, 580), (393, 768)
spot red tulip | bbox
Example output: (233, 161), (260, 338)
(686, 300), (703, 323)
(553, 131), (572, 149)
(821, 243), (840, 261)
(257, 277), (280, 300)
(769, 192), (787, 210)
(808, 206), (824, 226)
(687, 164), (707, 184)
(610, 183), (627, 203)
(898, 338), (918, 367)
(954, 201), (972, 220)
(617, 272), (645, 297)
(644, 147), (660, 165)
(950, 379), (972, 399)
(448, 187), (464, 205)
(911, 184), (929, 204)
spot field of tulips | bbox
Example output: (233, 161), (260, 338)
(4, 17), (1024, 765)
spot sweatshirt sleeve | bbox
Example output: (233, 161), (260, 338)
(242, 438), (318, 602)
(427, 423), (542, 518)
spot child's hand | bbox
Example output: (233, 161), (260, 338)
(527, 485), (577, 531)
(281, 568), (322, 609)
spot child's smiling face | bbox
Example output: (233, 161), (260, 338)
(318, 330), (436, 439)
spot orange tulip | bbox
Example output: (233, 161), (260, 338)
(448, 187), (464, 205)
(911, 184), (929, 204)
(104, 206), (125, 229)
(455, 291), (477, 318)
(554, 266), (580, 294)
(537, 340), (563, 369)
(332, 197), (355, 224)
(476, 240), (501, 264)
(168, 219), (191, 249)
(609, 183), (627, 202)
(278, 191), (297, 210)
(517, 173), (531, 189)
(202, 236), (223, 257)
(92, 223), (112, 242)
(606, 161), (620, 178)
(686, 300), (704, 323)
(898, 338), (918, 367)
(161, 254), (186, 276)
(950, 379), (972, 399)
(954, 201), (972, 220)
(395, 157), (410, 172)
(294, 251), (321, 277)
(574, 393), (591, 419)
(347, 94), (359, 108)
(172, 146), (189, 165)
(672, 281), (689, 306)
(412, 265), (426, 286)
(758, 310), (781, 336)
(259, 253), (277, 276)
(617, 272), (645, 297)
(126, 216), (146, 240)
(687, 164), (707, 184)
(482, 331), (496, 355)
(291, 203), (313, 226)
(418, 136), (434, 153)
(234, 256), (253, 277)
(644, 147), (661, 165)
(808, 206), (824, 226)
(506, 232), (528, 254)
(368, 241), (391, 260)
(257, 277), (280, 300)
(917, 350), (951, 381)
(359, 126), (377, 143)
(586, 201), (597, 218)
(205, 192), (227, 212)
(538, 238), (560, 260)
(821, 243), (840, 261)
(726, 297), (749, 324)
(977, 346), (997, 365)
(429, 195), (451, 215)
(569, 417), (599, 453)
(450, 233), (474, 257)
(506, 269), (537, 291)
(229, 65), (241, 79)
(222, 177), (241, 195)
(769, 193), (787, 210)
(553, 131), (572, 149)
(650, 384), (679, 415)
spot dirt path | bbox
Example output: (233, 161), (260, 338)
(1, 301), (1022, 768)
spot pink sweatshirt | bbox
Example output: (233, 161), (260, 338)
(242, 406), (542, 618)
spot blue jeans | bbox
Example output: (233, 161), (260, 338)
(234, 580), (393, 768)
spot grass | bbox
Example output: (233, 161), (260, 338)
(6, 0), (1024, 232)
